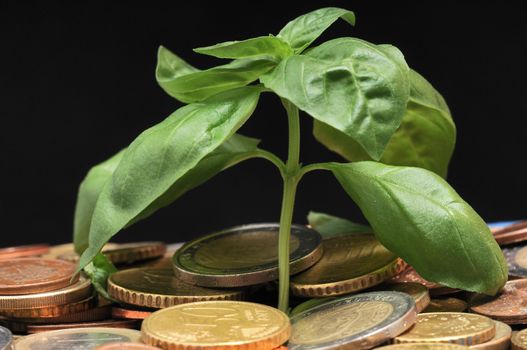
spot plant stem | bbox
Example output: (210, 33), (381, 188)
(278, 99), (301, 312)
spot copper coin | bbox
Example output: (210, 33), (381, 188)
(390, 266), (460, 296)
(470, 279), (527, 324)
(17, 303), (112, 324)
(26, 319), (140, 334)
(0, 258), (78, 295)
(424, 298), (468, 313)
(112, 307), (152, 320)
(96, 343), (162, 350)
(0, 295), (97, 319)
(0, 244), (49, 259)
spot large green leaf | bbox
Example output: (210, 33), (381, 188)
(156, 46), (274, 103)
(314, 69), (456, 178)
(77, 87), (261, 271)
(261, 38), (410, 160)
(194, 36), (292, 61)
(327, 161), (507, 295)
(73, 150), (125, 254)
(307, 211), (371, 239)
(277, 7), (355, 53)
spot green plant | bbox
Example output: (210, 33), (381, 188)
(74, 7), (507, 312)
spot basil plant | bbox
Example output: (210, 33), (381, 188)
(74, 7), (507, 312)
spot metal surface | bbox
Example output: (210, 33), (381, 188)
(0, 326), (12, 350)
(423, 298), (468, 313)
(470, 321), (511, 350)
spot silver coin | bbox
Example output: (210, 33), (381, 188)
(14, 327), (141, 350)
(288, 291), (417, 350)
(0, 326), (12, 350)
(503, 245), (527, 277)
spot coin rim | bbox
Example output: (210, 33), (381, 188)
(0, 325), (12, 350)
(470, 321), (511, 350)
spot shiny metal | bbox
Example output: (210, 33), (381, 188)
(0, 326), (12, 350)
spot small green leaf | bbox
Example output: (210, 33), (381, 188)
(194, 36), (292, 61)
(328, 161), (508, 295)
(314, 69), (456, 178)
(278, 7), (355, 53)
(307, 211), (371, 238)
(83, 253), (117, 300)
(73, 150), (125, 254)
(261, 38), (410, 160)
(77, 87), (261, 272)
(156, 46), (275, 103)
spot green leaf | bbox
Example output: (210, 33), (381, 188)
(327, 161), (508, 295)
(278, 7), (355, 53)
(73, 150), (125, 254)
(314, 69), (456, 178)
(307, 211), (371, 238)
(77, 87), (261, 271)
(83, 253), (117, 300)
(261, 38), (410, 160)
(156, 46), (275, 103)
(194, 36), (292, 61)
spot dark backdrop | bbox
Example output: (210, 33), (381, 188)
(1, 2), (526, 246)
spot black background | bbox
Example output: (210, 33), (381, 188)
(1, 2), (526, 246)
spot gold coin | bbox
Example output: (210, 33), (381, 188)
(15, 327), (142, 350)
(290, 235), (404, 297)
(141, 301), (290, 350)
(470, 321), (511, 350)
(512, 328), (527, 350)
(105, 242), (167, 265)
(0, 276), (92, 309)
(289, 291), (417, 350)
(376, 344), (470, 350)
(0, 295), (97, 319)
(394, 312), (496, 345)
(382, 283), (431, 313)
(108, 267), (244, 308)
(424, 298), (468, 313)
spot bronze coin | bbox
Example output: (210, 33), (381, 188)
(0, 295), (97, 319)
(0, 258), (78, 295)
(424, 298), (468, 313)
(26, 319), (140, 334)
(112, 307), (152, 320)
(493, 221), (527, 245)
(105, 242), (166, 265)
(96, 343), (162, 350)
(390, 266), (460, 296)
(17, 303), (112, 324)
(0, 244), (49, 259)
(470, 279), (527, 324)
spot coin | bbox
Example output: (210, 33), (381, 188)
(15, 327), (142, 350)
(0, 244), (49, 260)
(112, 307), (152, 320)
(44, 243), (121, 261)
(289, 291), (417, 350)
(0, 326), (12, 350)
(0, 295), (97, 319)
(0, 276), (92, 309)
(172, 223), (323, 287)
(380, 283), (430, 313)
(16, 303), (112, 324)
(105, 242), (167, 265)
(108, 268), (244, 308)
(470, 321), (511, 350)
(26, 319), (140, 334)
(502, 246), (527, 278)
(97, 343), (162, 350)
(394, 312), (496, 345)
(290, 298), (336, 317)
(512, 328), (527, 350)
(0, 258), (78, 295)
(493, 221), (527, 246)
(390, 266), (460, 296)
(141, 300), (290, 350)
(470, 279), (527, 324)
(377, 344), (470, 350)
(290, 235), (405, 297)
(423, 298), (468, 313)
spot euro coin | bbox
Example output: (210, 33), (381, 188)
(470, 321), (511, 350)
(380, 283), (430, 313)
(423, 298), (468, 313)
(512, 328), (527, 350)
(0, 326), (12, 350)
(503, 246), (527, 278)
(0, 244), (49, 260)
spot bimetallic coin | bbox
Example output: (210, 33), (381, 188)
(394, 312), (496, 345)
(289, 291), (417, 350)
(26, 319), (140, 334)
(0, 258), (78, 295)
(503, 246), (527, 278)
(112, 306), (152, 320)
(173, 223), (323, 287)
(470, 321), (511, 350)
(470, 279), (527, 324)
(377, 344), (470, 350)
(290, 235), (405, 297)
(381, 283), (430, 313)
(423, 298), (468, 313)
(0, 244), (49, 259)
(108, 268), (244, 308)
(97, 343), (162, 350)
(141, 301), (290, 350)
(0, 276), (92, 310)
(15, 327), (142, 350)
(512, 328), (527, 350)
(0, 326), (12, 350)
